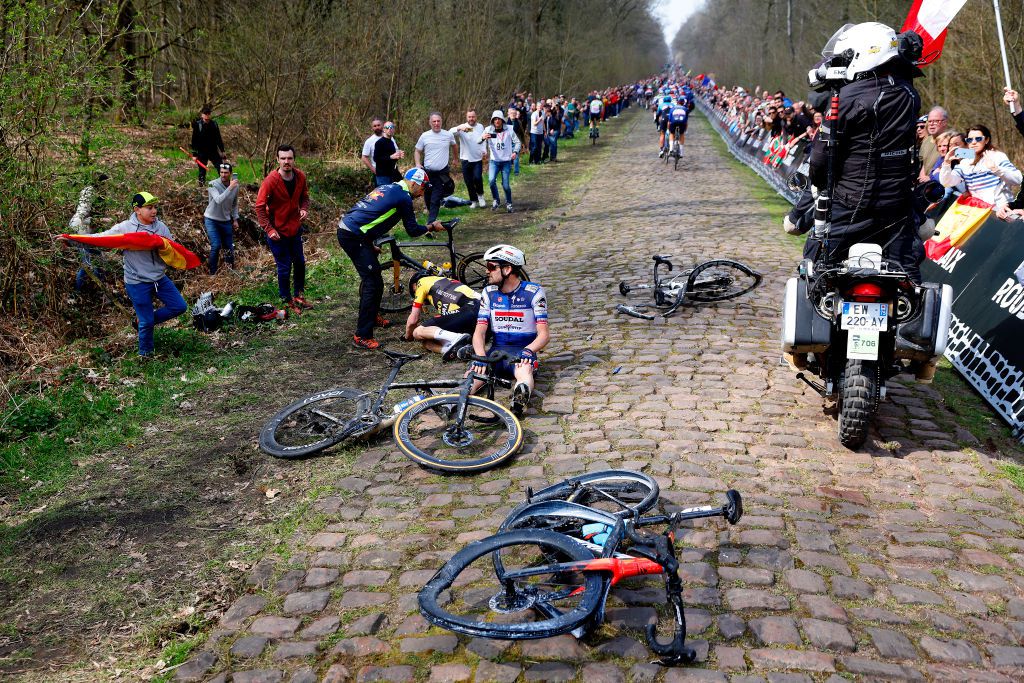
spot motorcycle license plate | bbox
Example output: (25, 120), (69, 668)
(840, 302), (888, 332)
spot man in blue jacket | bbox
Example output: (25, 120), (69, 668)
(337, 168), (445, 350)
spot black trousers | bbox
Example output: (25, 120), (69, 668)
(196, 152), (222, 183)
(337, 229), (382, 339)
(802, 203), (925, 283)
(423, 166), (451, 223)
(460, 160), (484, 201)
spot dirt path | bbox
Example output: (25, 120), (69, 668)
(0, 117), (634, 681)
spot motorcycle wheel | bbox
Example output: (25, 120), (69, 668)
(837, 359), (878, 449)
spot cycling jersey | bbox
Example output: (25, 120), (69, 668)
(477, 281), (548, 349)
(340, 180), (428, 241)
(668, 105), (689, 124)
(589, 99), (603, 115)
(413, 276), (479, 316)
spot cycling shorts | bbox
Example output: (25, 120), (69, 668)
(669, 121), (688, 136)
(658, 118), (669, 132)
(490, 345), (539, 380)
(425, 301), (479, 334)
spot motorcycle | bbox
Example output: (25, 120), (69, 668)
(781, 243), (952, 448)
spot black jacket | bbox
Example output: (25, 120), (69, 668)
(191, 118), (224, 159)
(373, 136), (401, 181)
(808, 73), (921, 210)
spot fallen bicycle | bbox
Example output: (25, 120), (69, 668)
(617, 254), (762, 318)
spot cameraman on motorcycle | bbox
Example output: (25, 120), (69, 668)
(784, 23), (927, 283)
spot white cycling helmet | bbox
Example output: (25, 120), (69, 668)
(828, 22), (899, 81)
(483, 244), (526, 267)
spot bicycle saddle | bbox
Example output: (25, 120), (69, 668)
(373, 235), (397, 248)
(381, 349), (422, 362)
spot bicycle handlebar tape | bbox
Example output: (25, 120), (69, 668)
(615, 304), (655, 320)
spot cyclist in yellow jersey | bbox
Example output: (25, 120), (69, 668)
(404, 272), (479, 360)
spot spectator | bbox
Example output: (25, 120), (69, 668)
(372, 121), (403, 187)
(450, 109), (487, 208)
(204, 162), (239, 274)
(564, 98), (579, 138)
(190, 104), (225, 186)
(918, 106), (949, 182)
(255, 144), (313, 315)
(65, 192), (187, 357)
(481, 109), (521, 213)
(939, 124), (1022, 209)
(507, 107), (526, 176)
(529, 103), (545, 164)
(927, 131), (955, 183)
(360, 118), (384, 180)
(545, 104), (560, 162)
(915, 115), (928, 148)
(1004, 88), (1024, 138)
(414, 112), (457, 223)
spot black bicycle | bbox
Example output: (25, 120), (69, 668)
(259, 348), (522, 472)
(664, 138), (682, 170)
(617, 254), (762, 318)
(419, 471), (742, 664)
(371, 218), (527, 313)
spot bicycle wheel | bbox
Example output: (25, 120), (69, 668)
(259, 388), (371, 458)
(375, 259), (417, 313)
(457, 253), (529, 289)
(521, 469), (660, 518)
(685, 259), (763, 303)
(674, 148), (681, 171)
(418, 529), (605, 640)
(393, 395), (522, 472)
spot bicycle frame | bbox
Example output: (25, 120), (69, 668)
(376, 220), (461, 278)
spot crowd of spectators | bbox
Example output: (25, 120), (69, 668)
(704, 80), (1024, 220)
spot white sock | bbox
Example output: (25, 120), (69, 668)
(432, 328), (462, 344)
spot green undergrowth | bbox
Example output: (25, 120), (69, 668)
(930, 357), (1023, 457)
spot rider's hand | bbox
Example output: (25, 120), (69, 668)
(519, 348), (537, 367)
(783, 214), (805, 236)
(267, 228), (281, 241)
(429, 221), (445, 232)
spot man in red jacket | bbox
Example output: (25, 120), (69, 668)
(255, 144), (312, 315)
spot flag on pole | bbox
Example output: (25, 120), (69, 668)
(61, 232), (201, 270)
(901, 0), (968, 65)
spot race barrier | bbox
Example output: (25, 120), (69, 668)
(698, 98), (1024, 439)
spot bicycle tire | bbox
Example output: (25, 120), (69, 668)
(259, 388), (371, 458)
(674, 149), (681, 171)
(418, 528), (605, 640)
(457, 252), (530, 288)
(684, 259), (763, 303)
(374, 259), (417, 313)
(393, 395), (522, 472)
(519, 469), (660, 518)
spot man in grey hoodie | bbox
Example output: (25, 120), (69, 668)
(72, 192), (187, 356)
(204, 162), (240, 273)
(481, 110), (521, 213)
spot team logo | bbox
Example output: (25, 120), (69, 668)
(366, 189), (385, 201)
(536, 297), (547, 310)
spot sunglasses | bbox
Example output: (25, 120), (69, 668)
(485, 262), (504, 271)
(965, 136), (985, 143)
(916, 124), (926, 129)
(383, 124), (395, 129)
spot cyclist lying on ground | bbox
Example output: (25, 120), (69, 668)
(337, 168), (445, 350)
(470, 244), (549, 417)
(405, 272), (479, 360)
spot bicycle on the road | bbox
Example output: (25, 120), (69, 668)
(617, 254), (763, 319)
(664, 138), (683, 170)
(589, 119), (600, 145)
(259, 347), (523, 472)
(372, 218), (512, 314)
(418, 470), (743, 665)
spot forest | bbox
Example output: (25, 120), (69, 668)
(672, 0), (1024, 161)
(0, 0), (666, 385)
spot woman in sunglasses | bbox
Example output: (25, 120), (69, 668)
(939, 124), (1022, 209)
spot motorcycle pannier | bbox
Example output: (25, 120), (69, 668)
(781, 277), (831, 353)
(894, 283), (953, 362)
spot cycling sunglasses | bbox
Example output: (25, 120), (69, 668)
(485, 262), (508, 272)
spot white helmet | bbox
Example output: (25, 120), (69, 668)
(828, 22), (899, 81)
(483, 244), (525, 267)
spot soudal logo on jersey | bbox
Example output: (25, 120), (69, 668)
(495, 311), (525, 323)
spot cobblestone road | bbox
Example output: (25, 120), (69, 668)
(176, 112), (1024, 682)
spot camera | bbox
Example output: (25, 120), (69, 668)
(807, 50), (854, 91)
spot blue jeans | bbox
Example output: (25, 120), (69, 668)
(563, 117), (577, 138)
(513, 154), (520, 175)
(125, 275), (187, 356)
(489, 160), (512, 203)
(546, 133), (558, 161)
(529, 133), (543, 163)
(266, 233), (306, 301)
(204, 217), (234, 274)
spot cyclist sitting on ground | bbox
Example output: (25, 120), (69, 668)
(666, 98), (690, 157)
(405, 272), (479, 360)
(337, 168), (445, 350)
(470, 244), (549, 417)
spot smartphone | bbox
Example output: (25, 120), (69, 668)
(231, 172), (239, 181)
(953, 147), (973, 160)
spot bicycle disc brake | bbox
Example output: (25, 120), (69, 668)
(488, 588), (536, 613)
(442, 426), (474, 448)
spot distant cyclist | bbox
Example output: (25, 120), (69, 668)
(588, 97), (604, 137)
(656, 95), (674, 156)
(470, 245), (549, 417)
(405, 273), (478, 360)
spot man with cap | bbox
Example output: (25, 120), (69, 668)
(480, 110), (521, 212)
(337, 168), (446, 350)
(190, 104), (225, 185)
(62, 192), (187, 357)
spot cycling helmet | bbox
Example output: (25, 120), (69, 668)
(483, 244), (526, 267)
(408, 269), (430, 298)
(404, 167), (429, 185)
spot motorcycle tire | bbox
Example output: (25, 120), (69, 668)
(837, 359), (878, 449)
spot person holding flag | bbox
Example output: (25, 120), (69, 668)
(59, 192), (188, 357)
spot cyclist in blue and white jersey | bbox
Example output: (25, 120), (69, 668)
(470, 244), (549, 417)
(656, 95), (674, 156)
(666, 99), (690, 157)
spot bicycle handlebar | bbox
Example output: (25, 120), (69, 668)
(456, 346), (518, 365)
(371, 218), (460, 249)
